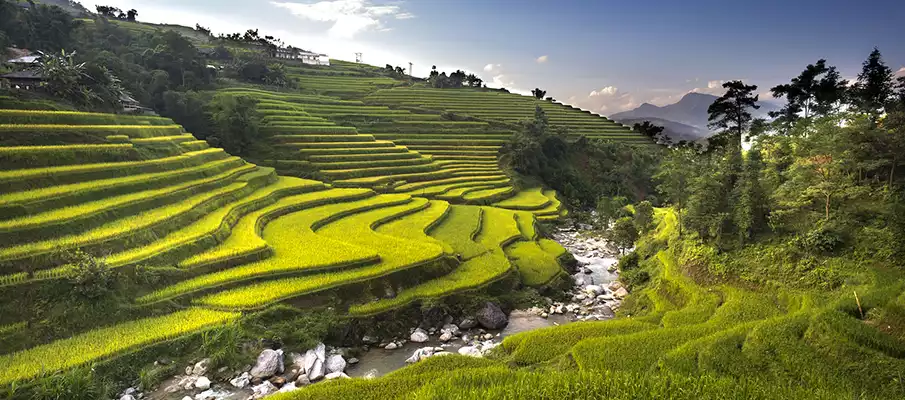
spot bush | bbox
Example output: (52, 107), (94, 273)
(66, 250), (117, 300)
(794, 225), (843, 254)
(617, 252), (640, 271)
(621, 269), (650, 290)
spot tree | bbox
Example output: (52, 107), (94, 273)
(532, 88), (546, 100)
(708, 80), (759, 150)
(611, 217), (638, 255)
(851, 48), (894, 118)
(448, 70), (467, 88)
(207, 94), (260, 156)
(596, 196), (629, 228)
(633, 121), (665, 143)
(655, 145), (699, 236)
(771, 59), (847, 120)
(126, 9), (138, 22)
(466, 73), (483, 88)
(633, 201), (654, 233)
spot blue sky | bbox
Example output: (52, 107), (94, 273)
(94, 0), (905, 114)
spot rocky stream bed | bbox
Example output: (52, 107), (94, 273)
(133, 228), (626, 400)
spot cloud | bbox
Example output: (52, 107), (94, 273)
(689, 80), (730, 96)
(589, 86), (619, 97)
(536, 55), (548, 63)
(896, 67), (905, 77)
(483, 63), (501, 72)
(270, 0), (412, 39)
(574, 86), (637, 114)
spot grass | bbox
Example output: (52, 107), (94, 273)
(429, 205), (485, 259)
(0, 308), (239, 385)
(0, 159), (252, 244)
(0, 148), (227, 192)
(505, 241), (563, 286)
(136, 189), (393, 304)
(194, 195), (447, 310)
(0, 124), (184, 139)
(493, 188), (551, 211)
(0, 167), (268, 280)
(0, 110), (173, 125)
(104, 175), (325, 269)
(0, 151), (233, 219)
(349, 249), (511, 316)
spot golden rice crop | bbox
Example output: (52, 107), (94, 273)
(505, 240), (563, 287)
(349, 249), (511, 316)
(0, 308), (239, 385)
(428, 205), (485, 259)
(137, 189), (391, 303)
(195, 196), (446, 309)
(104, 175), (325, 269)
(493, 187), (552, 211)
(0, 124), (184, 138)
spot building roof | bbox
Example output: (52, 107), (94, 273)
(1, 70), (45, 80)
(6, 55), (41, 64)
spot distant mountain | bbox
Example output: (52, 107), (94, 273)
(615, 117), (709, 143)
(611, 93), (780, 136)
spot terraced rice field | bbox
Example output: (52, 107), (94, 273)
(219, 88), (568, 213)
(365, 87), (653, 144)
(0, 108), (569, 385)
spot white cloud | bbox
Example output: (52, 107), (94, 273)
(536, 55), (548, 63)
(589, 86), (618, 97)
(574, 86), (637, 114)
(483, 63), (501, 72)
(270, 0), (412, 39)
(689, 80), (730, 96)
(896, 67), (905, 77)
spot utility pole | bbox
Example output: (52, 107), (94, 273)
(355, 52), (362, 63)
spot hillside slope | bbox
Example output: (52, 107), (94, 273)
(0, 109), (569, 388)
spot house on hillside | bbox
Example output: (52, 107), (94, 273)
(0, 70), (45, 90)
(272, 47), (330, 65)
(1, 48), (45, 90)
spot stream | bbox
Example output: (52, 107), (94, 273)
(347, 228), (622, 378)
(140, 228), (622, 400)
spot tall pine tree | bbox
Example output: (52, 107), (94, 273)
(708, 80), (760, 150)
(851, 48), (894, 118)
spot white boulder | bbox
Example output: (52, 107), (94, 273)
(193, 376), (211, 390)
(325, 371), (350, 380)
(250, 349), (284, 379)
(191, 358), (211, 376)
(230, 371), (251, 388)
(457, 346), (482, 358)
(325, 354), (347, 373)
(410, 328), (430, 343)
(251, 381), (278, 399)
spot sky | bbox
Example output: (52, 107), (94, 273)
(91, 0), (905, 115)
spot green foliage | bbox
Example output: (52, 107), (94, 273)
(0, 0), (80, 52)
(611, 217), (638, 254)
(65, 249), (116, 300)
(207, 93), (260, 156)
(633, 200), (654, 232)
(707, 80), (760, 148)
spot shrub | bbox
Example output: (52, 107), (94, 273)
(617, 252), (640, 271)
(794, 225), (843, 254)
(622, 269), (650, 290)
(66, 250), (117, 300)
